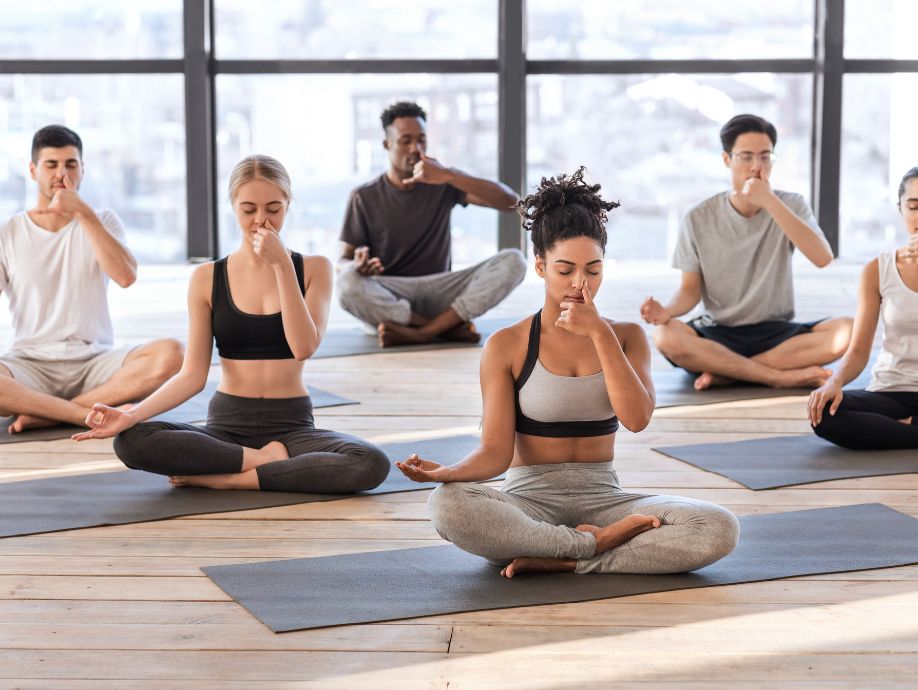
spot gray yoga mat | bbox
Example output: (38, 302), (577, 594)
(653, 364), (873, 408)
(203, 503), (918, 632)
(653, 434), (918, 490)
(312, 316), (515, 359)
(0, 384), (357, 444)
(0, 434), (482, 538)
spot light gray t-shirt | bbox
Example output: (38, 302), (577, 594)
(671, 190), (823, 327)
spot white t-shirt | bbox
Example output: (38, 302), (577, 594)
(0, 210), (127, 361)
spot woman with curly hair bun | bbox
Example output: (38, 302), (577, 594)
(397, 167), (740, 578)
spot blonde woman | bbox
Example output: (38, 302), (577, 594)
(73, 155), (390, 492)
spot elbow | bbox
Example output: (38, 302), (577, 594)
(115, 270), (137, 288)
(814, 253), (833, 269)
(620, 407), (654, 433)
(292, 344), (317, 361)
(500, 191), (519, 210)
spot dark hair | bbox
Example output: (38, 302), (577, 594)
(517, 167), (619, 258)
(380, 101), (427, 132)
(31, 125), (83, 163)
(897, 167), (918, 206)
(719, 114), (777, 152)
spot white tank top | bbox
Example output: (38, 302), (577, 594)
(868, 251), (918, 392)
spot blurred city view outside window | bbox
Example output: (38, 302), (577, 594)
(215, 0), (497, 59)
(216, 74), (499, 265)
(2, 0), (917, 264)
(0, 75), (187, 262)
(527, 1), (813, 59)
(527, 74), (812, 261)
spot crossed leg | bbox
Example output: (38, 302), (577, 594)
(0, 339), (183, 432)
(653, 317), (852, 389)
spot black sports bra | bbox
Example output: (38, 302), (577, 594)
(514, 310), (620, 437)
(211, 252), (305, 360)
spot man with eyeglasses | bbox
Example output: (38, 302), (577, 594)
(641, 114), (852, 390)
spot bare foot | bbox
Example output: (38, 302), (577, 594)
(442, 322), (482, 344)
(8, 414), (59, 433)
(257, 441), (289, 464)
(774, 366), (832, 389)
(583, 514), (661, 555)
(693, 372), (735, 390)
(169, 470), (259, 490)
(378, 322), (432, 347)
(500, 557), (576, 579)
(900, 417), (913, 425)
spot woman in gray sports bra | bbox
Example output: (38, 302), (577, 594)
(397, 167), (739, 577)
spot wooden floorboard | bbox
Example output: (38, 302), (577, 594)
(2, 264), (916, 688)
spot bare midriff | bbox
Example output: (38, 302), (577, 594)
(217, 358), (309, 398)
(511, 432), (615, 467)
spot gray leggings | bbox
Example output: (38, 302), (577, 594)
(337, 248), (527, 326)
(428, 461), (740, 574)
(114, 391), (390, 493)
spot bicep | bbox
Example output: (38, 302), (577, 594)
(617, 323), (655, 402)
(181, 266), (214, 376)
(478, 339), (517, 459)
(849, 261), (881, 354)
(680, 271), (702, 297)
(304, 257), (333, 337)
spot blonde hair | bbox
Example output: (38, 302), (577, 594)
(228, 154), (292, 204)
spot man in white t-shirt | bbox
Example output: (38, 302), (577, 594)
(0, 125), (183, 433)
(640, 114), (853, 390)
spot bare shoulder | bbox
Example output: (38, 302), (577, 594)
(482, 315), (532, 365)
(606, 318), (649, 347)
(188, 261), (215, 303)
(302, 254), (334, 288)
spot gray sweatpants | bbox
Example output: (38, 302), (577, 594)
(337, 248), (527, 327)
(114, 391), (390, 493)
(428, 461), (740, 574)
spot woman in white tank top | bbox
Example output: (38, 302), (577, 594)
(807, 167), (918, 449)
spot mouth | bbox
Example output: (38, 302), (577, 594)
(564, 294), (585, 303)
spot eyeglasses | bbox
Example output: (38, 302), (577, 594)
(730, 151), (777, 166)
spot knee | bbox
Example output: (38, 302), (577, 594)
(113, 425), (150, 470)
(335, 267), (366, 306)
(828, 317), (854, 358)
(427, 482), (478, 538)
(353, 440), (391, 491)
(701, 506), (741, 565)
(495, 248), (527, 285)
(652, 322), (687, 360)
(149, 339), (184, 381)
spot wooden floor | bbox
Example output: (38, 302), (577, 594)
(2, 260), (917, 689)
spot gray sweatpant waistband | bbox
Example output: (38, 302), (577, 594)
(503, 460), (619, 494)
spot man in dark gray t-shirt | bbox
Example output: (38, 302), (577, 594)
(337, 101), (525, 347)
(640, 114), (853, 391)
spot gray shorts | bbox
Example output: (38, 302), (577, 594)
(0, 348), (134, 400)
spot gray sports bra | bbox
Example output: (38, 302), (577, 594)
(514, 310), (619, 437)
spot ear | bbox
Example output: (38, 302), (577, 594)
(382, 138), (390, 151)
(722, 151), (731, 168)
(534, 255), (546, 278)
(29, 161), (37, 182)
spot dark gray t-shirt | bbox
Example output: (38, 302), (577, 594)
(339, 174), (467, 277)
(672, 190), (824, 327)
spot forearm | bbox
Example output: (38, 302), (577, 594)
(763, 196), (832, 267)
(439, 446), (511, 482)
(827, 348), (872, 388)
(445, 169), (518, 210)
(590, 325), (654, 430)
(275, 261), (320, 360)
(128, 372), (206, 423)
(78, 208), (137, 287)
(663, 287), (701, 318)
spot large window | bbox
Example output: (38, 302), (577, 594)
(2, 1), (916, 262)
(528, 1), (813, 60)
(0, 74), (186, 262)
(527, 73), (811, 260)
(216, 73), (498, 264)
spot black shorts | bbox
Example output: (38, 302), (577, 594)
(686, 316), (825, 358)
